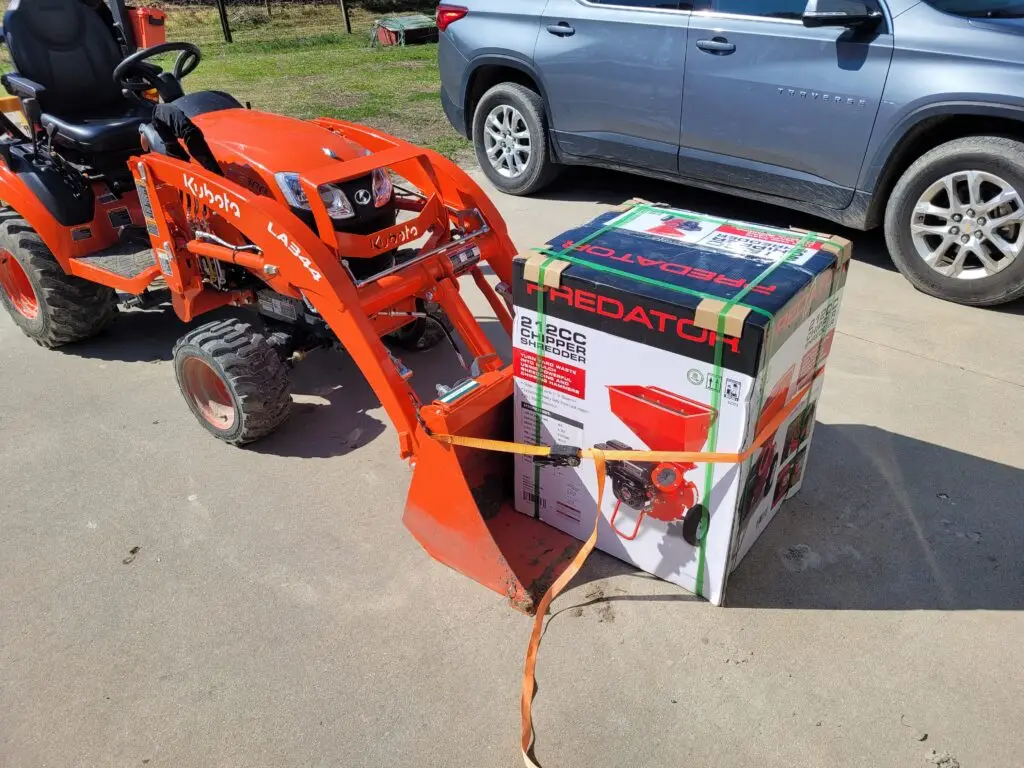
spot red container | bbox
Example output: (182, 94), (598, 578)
(606, 385), (715, 452)
(128, 7), (167, 49)
(376, 27), (400, 46)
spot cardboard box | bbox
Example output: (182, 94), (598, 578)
(511, 204), (849, 605)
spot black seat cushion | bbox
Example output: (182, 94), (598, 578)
(3, 0), (126, 115)
(40, 103), (153, 154)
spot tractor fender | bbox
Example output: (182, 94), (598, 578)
(0, 161), (78, 266)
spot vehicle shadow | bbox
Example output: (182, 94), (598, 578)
(532, 165), (898, 270)
(726, 421), (1024, 610)
(526, 165), (1024, 311)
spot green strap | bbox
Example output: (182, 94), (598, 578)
(535, 245), (776, 321)
(693, 232), (817, 598)
(534, 203), (784, 320)
(530, 206), (649, 517)
(531, 256), (552, 517)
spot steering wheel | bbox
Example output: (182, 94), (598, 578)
(113, 42), (202, 106)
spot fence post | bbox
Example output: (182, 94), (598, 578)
(338, 0), (352, 34)
(215, 0), (233, 43)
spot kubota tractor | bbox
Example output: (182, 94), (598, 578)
(0, 0), (590, 613)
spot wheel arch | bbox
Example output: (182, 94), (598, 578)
(862, 103), (1024, 229)
(0, 165), (77, 268)
(462, 56), (550, 142)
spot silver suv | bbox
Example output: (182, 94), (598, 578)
(438, 0), (1024, 306)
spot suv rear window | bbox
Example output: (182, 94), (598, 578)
(923, 0), (1024, 16)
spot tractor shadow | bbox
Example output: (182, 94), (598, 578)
(725, 422), (1024, 611)
(249, 316), (513, 460)
(62, 304), (239, 363)
(248, 348), (390, 460)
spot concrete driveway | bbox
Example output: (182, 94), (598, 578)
(2, 166), (1022, 768)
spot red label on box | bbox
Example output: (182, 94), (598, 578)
(514, 348), (586, 398)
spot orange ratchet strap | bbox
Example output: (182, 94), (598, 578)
(433, 377), (816, 767)
(434, 378), (814, 464)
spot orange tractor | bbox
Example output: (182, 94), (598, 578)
(0, 0), (584, 613)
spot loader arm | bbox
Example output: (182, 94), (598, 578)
(133, 153), (425, 455)
(133, 133), (579, 614)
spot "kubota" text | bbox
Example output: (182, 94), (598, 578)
(183, 174), (241, 218)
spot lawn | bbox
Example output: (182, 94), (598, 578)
(168, 4), (469, 158)
(0, 3), (470, 153)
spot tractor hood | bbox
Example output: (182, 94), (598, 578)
(191, 108), (373, 200)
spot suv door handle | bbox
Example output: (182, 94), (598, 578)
(696, 37), (736, 54)
(546, 22), (575, 37)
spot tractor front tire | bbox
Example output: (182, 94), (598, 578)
(0, 213), (116, 347)
(173, 318), (292, 446)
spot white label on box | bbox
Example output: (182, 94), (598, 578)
(613, 211), (822, 266)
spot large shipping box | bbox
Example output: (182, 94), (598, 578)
(512, 204), (850, 605)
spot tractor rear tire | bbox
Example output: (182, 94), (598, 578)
(173, 318), (293, 446)
(0, 213), (117, 347)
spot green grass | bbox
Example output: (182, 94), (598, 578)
(165, 4), (471, 159)
(0, 3), (469, 156)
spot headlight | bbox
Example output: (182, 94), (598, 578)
(372, 168), (393, 208)
(274, 172), (355, 220)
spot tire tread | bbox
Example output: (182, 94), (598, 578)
(173, 318), (292, 445)
(473, 82), (560, 196)
(0, 213), (117, 347)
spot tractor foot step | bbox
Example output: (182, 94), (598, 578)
(74, 238), (157, 280)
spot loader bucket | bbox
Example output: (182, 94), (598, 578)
(404, 367), (584, 614)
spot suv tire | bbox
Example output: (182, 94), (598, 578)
(884, 136), (1024, 306)
(472, 82), (560, 196)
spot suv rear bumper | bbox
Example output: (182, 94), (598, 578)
(442, 86), (468, 139)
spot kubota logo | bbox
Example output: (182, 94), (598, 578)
(183, 173), (241, 218)
(371, 222), (418, 251)
(268, 221), (322, 282)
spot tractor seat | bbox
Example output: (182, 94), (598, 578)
(40, 103), (154, 154)
(3, 0), (152, 156)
